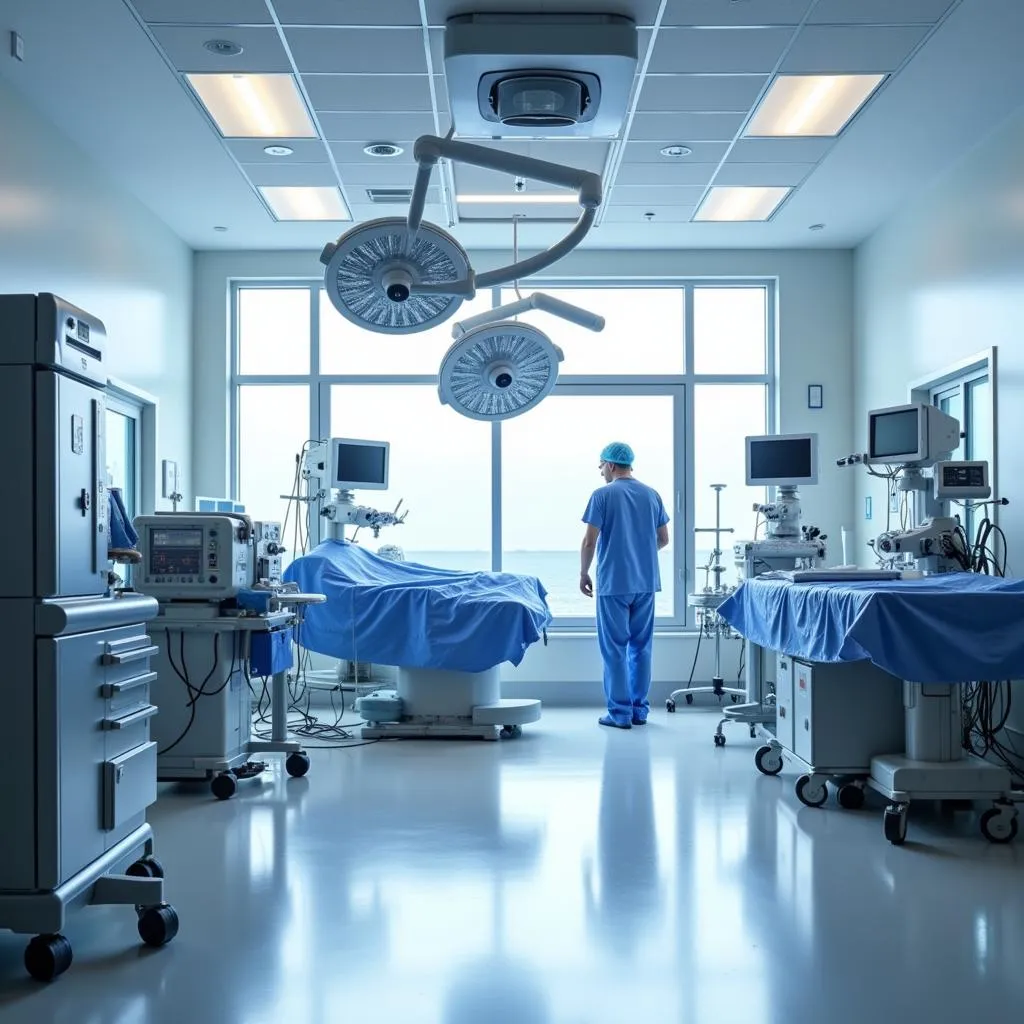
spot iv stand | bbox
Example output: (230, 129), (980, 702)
(667, 485), (745, 713)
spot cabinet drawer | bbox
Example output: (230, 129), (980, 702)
(102, 741), (157, 831)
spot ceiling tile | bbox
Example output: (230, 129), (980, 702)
(131, 0), (272, 24)
(285, 28), (429, 74)
(272, 0), (422, 26)
(622, 140), (729, 163)
(304, 75), (446, 112)
(639, 74), (768, 112)
(613, 162), (719, 187)
(348, 200), (445, 220)
(337, 163), (423, 186)
(630, 111), (746, 141)
(455, 165), (582, 194)
(329, 140), (418, 165)
(468, 139), (610, 173)
(609, 185), (706, 205)
(319, 111), (441, 141)
(726, 137), (835, 162)
(781, 25), (931, 73)
(711, 162), (814, 186)
(227, 138), (330, 162)
(808, 0), (955, 25)
(152, 25), (292, 72)
(603, 205), (697, 223)
(649, 28), (793, 73)
(662, 0), (811, 26)
(424, 1), (664, 28)
(242, 162), (338, 186)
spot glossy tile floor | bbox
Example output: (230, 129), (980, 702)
(1, 708), (1023, 1023)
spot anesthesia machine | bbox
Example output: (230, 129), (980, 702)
(0, 294), (178, 982)
(673, 435), (827, 749)
(134, 514), (325, 800)
(721, 403), (1021, 846)
(285, 438), (549, 740)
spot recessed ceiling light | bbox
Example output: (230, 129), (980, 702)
(204, 39), (243, 56)
(213, 225), (228, 232)
(259, 185), (351, 221)
(457, 193), (577, 205)
(694, 186), (791, 222)
(745, 74), (886, 137)
(809, 223), (826, 231)
(363, 142), (404, 158)
(186, 73), (317, 138)
(660, 145), (692, 158)
(264, 145), (294, 156)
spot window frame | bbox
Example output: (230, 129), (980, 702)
(231, 277), (777, 630)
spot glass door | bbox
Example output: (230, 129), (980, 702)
(106, 394), (142, 581)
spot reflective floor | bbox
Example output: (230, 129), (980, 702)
(1, 708), (1022, 1023)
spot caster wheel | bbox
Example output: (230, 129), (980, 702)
(795, 774), (828, 808)
(666, 700), (676, 713)
(500, 725), (523, 739)
(24, 934), (73, 982)
(980, 808), (1018, 844)
(286, 752), (311, 778)
(884, 805), (908, 845)
(211, 772), (237, 800)
(713, 733), (726, 748)
(754, 744), (783, 776)
(837, 784), (866, 811)
(685, 694), (694, 705)
(126, 855), (165, 879)
(138, 903), (179, 948)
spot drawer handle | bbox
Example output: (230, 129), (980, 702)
(101, 671), (157, 698)
(102, 705), (158, 730)
(102, 645), (159, 666)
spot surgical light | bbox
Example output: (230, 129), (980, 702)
(320, 134), (603, 334)
(438, 292), (604, 421)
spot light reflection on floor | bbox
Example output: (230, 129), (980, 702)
(0, 709), (1021, 1024)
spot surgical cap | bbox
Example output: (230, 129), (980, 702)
(600, 442), (634, 466)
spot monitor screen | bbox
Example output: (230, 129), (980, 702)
(870, 408), (920, 459)
(335, 442), (387, 486)
(149, 527), (203, 576)
(748, 437), (814, 483)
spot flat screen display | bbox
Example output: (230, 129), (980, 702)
(748, 438), (813, 481)
(870, 409), (920, 459)
(149, 527), (203, 576)
(335, 443), (387, 486)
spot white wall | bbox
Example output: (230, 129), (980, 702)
(194, 246), (854, 694)
(0, 77), (192, 507)
(854, 101), (1024, 735)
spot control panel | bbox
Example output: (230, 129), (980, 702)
(253, 521), (286, 583)
(934, 460), (990, 500)
(133, 514), (252, 600)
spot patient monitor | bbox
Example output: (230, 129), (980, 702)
(745, 433), (819, 541)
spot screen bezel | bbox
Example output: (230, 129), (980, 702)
(330, 437), (390, 491)
(744, 433), (819, 487)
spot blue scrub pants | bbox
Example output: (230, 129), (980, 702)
(597, 592), (656, 725)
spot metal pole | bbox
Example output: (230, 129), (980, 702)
(271, 670), (288, 743)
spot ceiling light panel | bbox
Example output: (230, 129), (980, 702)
(260, 186), (351, 221)
(694, 186), (791, 222)
(745, 74), (885, 137)
(457, 194), (579, 205)
(187, 74), (317, 138)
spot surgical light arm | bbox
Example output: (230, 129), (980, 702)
(405, 135), (603, 298)
(451, 292), (606, 338)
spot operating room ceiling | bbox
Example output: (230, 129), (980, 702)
(2, 0), (1024, 250)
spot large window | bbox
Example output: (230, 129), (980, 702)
(232, 280), (775, 626)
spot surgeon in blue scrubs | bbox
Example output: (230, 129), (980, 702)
(580, 443), (670, 728)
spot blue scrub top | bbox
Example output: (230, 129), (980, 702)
(582, 478), (670, 596)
